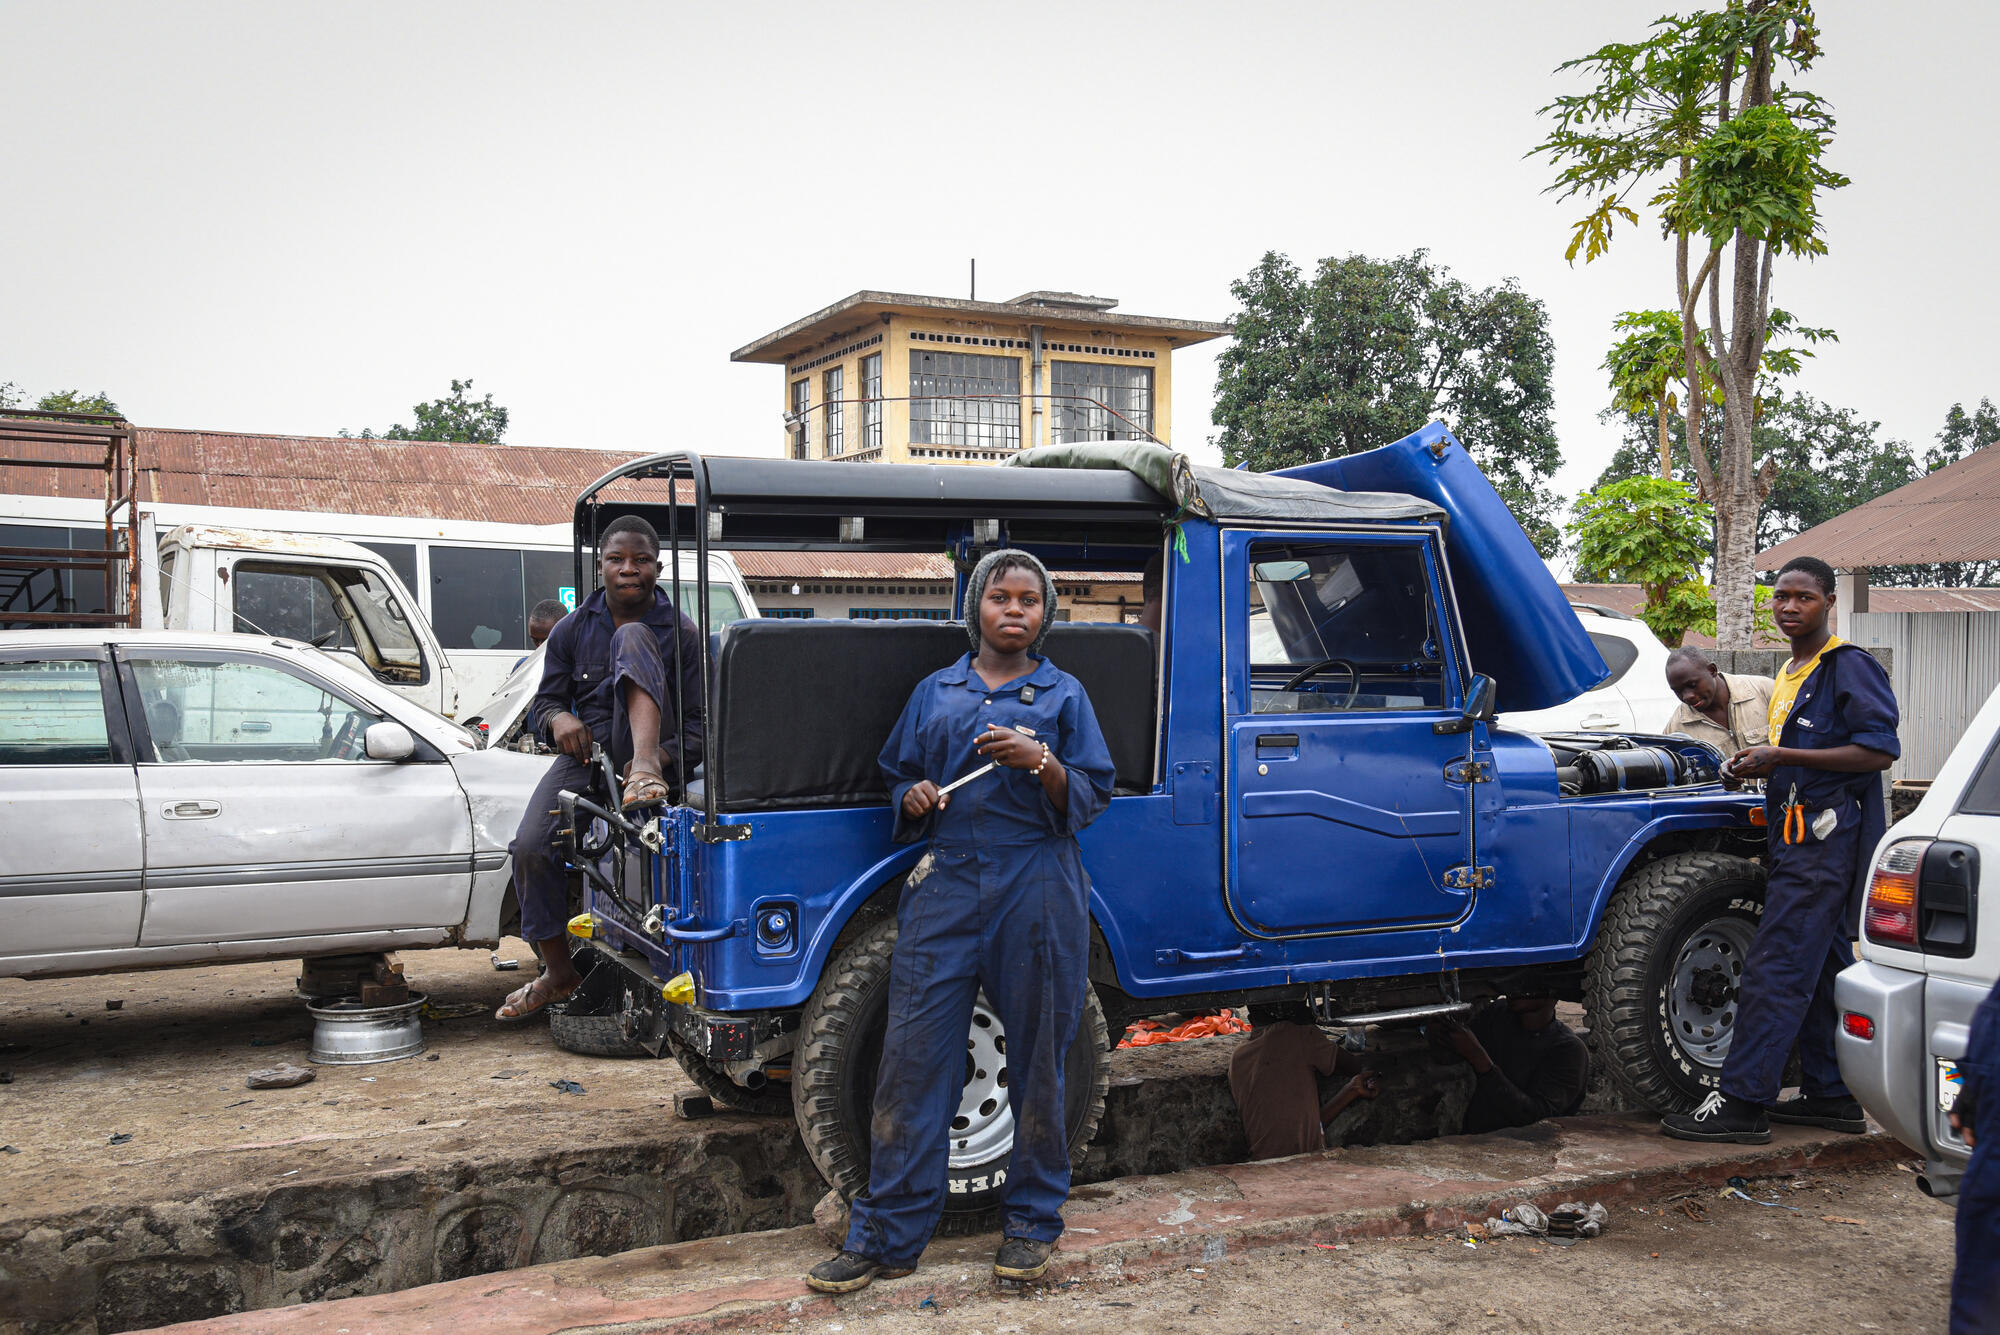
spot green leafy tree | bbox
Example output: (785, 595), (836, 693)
(1213, 249), (1562, 555)
(1568, 476), (1716, 646)
(1534, 1), (1848, 647)
(0, 382), (20, 412)
(33, 389), (121, 416)
(342, 378), (508, 444)
(1926, 397), (2000, 473)
(1604, 310), (1692, 478)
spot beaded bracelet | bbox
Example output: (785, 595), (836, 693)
(1030, 741), (1050, 776)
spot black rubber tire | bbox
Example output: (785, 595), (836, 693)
(666, 1032), (794, 1116)
(1584, 850), (1767, 1114)
(547, 945), (650, 1059)
(791, 911), (1113, 1220)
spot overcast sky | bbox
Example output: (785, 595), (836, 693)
(3, 1), (1993, 509)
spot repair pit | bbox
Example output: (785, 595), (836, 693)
(0, 950), (1594, 1334)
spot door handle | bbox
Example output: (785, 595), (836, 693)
(1579, 714), (1621, 730)
(1255, 733), (1299, 760)
(164, 800), (221, 819)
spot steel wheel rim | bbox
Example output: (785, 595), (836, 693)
(948, 995), (1013, 1168)
(1667, 916), (1756, 1068)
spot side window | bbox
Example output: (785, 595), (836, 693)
(1587, 631), (1640, 688)
(1960, 739), (2000, 816)
(1245, 541), (1450, 713)
(358, 542), (419, 597)
(232, 564), (355, 648)
(431, 546), (525, 651)
(129, 659), (381, 763)
(0, 660), (113, 764)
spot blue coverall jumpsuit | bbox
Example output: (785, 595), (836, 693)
(844, 652), (1116, 1268)
(1952, 977), (2000, 1334)
(1720, 643), (1899, 1107)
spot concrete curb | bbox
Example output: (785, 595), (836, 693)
(148, 1117), (1907, 1335)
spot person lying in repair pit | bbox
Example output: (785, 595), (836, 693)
(494, 514), (706, 1023)
(806, 550), (1117, 1295)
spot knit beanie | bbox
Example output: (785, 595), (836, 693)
(963, 548), (1057, 656)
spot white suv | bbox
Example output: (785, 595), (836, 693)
(1498, 604), (1679, 735)
(1837, 680), (2000, 1197)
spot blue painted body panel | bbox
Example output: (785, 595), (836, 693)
(1274, 422), (1607, 714)
(586, 449), (1759, 1016)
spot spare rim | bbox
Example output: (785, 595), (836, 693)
(1667, 916), (1755, 1069)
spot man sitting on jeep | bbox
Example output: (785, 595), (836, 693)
(494, 515), (706, 1022)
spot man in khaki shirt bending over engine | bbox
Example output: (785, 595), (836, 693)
(1661, 647), (1775, 754)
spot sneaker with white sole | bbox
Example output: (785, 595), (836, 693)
(1660, 1091), (1772, 1144)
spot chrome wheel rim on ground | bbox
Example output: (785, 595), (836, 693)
(1667, 919), (1755, 1068)
(949, 996), (1013, 1168)
(305, 991), (428, 1065)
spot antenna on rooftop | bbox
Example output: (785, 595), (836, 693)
(970, 258), (976, 300)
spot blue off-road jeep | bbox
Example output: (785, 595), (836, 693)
(554, 423), (1764, 1218)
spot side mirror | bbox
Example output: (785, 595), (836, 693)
(364, 721), (416, 761)
(1433, 674), (1498, 735)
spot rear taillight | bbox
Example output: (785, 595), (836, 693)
(1842, 1012), (1875, 1040)
(1864, 839), (1928, 948)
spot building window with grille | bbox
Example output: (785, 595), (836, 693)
(822, 366), (845, 456)
(1052, 361), (1153, 443)
(790, 378), (812, 459)
(860, 353), (883, 451)
(763, 608), (815, 619)
(909, 350), (1021, 450)
(849, 607), (952, 621)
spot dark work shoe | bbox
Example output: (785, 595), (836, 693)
(1660, 1091), (1772, 1144)
(1767, 1095), (1868, 1134)
(993, 1236), (1057, 1280)
(804, 1250), (912, 1294)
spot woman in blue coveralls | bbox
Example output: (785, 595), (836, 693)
(806, 549), (1117, 1294)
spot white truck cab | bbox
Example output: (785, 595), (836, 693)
(158, 525), (458, 718)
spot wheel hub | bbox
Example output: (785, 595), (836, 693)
(1667, 917), (1756, 1068)
(948, 996), (1013, 1169)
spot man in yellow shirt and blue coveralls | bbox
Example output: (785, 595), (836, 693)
(1661, 556), (1899, 1145)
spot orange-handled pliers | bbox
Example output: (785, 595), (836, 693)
(1781, 783), (1806, 845)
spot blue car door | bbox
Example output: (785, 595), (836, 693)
(1222, 530), (1481, 937)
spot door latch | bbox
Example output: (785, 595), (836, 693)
(1444, 760), (1490, 784)
(163, 800), (222, 820)
(1442, 865), (1494, 891)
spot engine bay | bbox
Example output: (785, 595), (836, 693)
(1539, 731), (1727, 796)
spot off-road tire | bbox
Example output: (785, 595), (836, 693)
(791, 912), (1112, 1222)
(547, 945), (650, 1059)
(1584, 850), (1767, 1114)
(665, 1032), (794, 1116)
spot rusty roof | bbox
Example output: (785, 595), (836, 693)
(1, 426), (668, 526)
(1758, 445), (2000, 570)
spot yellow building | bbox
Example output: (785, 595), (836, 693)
(731, 290), (1229, 464)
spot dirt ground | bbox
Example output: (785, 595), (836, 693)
(0, 942), (706, 1222)
(803, 1163), (1956, 1335)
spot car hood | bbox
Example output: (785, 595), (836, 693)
(1276, 421), (1608, 713)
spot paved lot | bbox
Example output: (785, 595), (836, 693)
(148, 1115), (1917, 1335)
(828, 1161), (1955, 1335)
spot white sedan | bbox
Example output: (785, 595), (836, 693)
(1498, 604), (1680, 735)
(0, 629), (553, 980)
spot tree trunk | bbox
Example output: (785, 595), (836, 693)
(1656, 401), (1673, 478)
(1712, 352), (1761, 648)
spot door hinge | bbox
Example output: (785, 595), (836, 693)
(1444, 760), (1491, 784)
(1442, 865), (1494, 891)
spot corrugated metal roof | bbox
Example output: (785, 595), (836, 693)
(1559, 582), (2000, 648)
(3, 427), (659, 526)
(1758, 445), (2000, 569)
